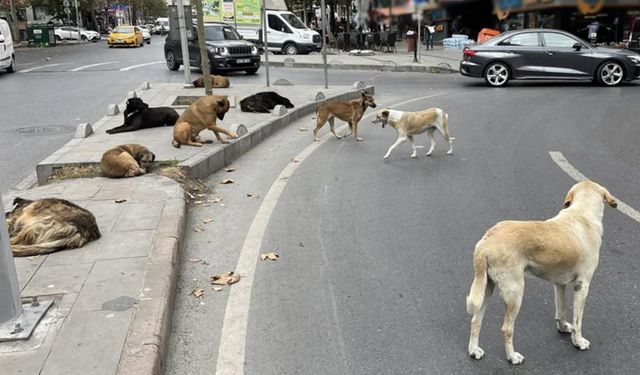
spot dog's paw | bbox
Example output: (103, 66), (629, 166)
(447, 150), (453, 155)
(383, 155), (390, 160)
(508, 352), (525, 365)
(469, 346), (485, 360)
(229, 132), (238, 139)
(313, 138), (320, 142)
(556, 320), (573, 333)
(425, 151), (433, 157)
(203, 140), (214, 144)
(411, 153), (417, 158)
(572, 336), (590, 350)
(336, 135), (342, 140)
(356, 137), (364, 142)
(106, 130), (114, 134)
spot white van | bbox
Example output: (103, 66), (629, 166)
(237, 10), (321, 55)
(0, 19), (16, 73)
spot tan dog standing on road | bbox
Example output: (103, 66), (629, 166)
(192, 75), (230, 88)
(372, 107), (454, 159)
(466, 180), (617, 365)
(172, 95), (235, 148)
(101, 144), (155, 178)
(313, 92), (377, 142)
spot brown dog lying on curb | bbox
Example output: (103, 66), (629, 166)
(6, 197), (101, 257)
(467, 180), (617, 365)
(101, 144), (156, 178)
(192, 75), (230, 88)
(313, 92), (377, 142)
(172, 95), (235, 148)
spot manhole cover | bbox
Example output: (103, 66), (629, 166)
(16, 126), (72, 135)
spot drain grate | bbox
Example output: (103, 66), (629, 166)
(16, 126), (72, 135)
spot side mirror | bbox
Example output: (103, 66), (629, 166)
(572, 42), (583, 51)
(0, 35), (5, 43)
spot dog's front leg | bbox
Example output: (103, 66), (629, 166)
(408, 135), (418, 158)
(208, 125), (237, 144)
(328, 117), (342, 140)
(571, 280), (592, 350)
(352, 121), (363, 141)
(554, 284), (573, 333)
(384, 135), (406, 159)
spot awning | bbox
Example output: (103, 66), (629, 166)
(375, 6), (416, 17)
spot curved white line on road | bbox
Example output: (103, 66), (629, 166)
(69, 61), (118, 72)
(550, 151), (640, 222)
(215, 92), (447, 375)
(18, 63), (65, 73)
(119, 61), (164, 71)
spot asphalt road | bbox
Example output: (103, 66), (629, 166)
(166, 74), (640, 374)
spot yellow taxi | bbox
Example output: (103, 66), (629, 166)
(107, 25), (144, 48)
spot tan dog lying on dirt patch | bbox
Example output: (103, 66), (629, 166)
(192, 75), (230, 88)
(313, 92), (377, 142)
(101, 144), (155, 178)
(372, 107), (454, 159)
(172, 95), (235, 148)
(467, 180), (617, 365)
(6, 197), (101, 257)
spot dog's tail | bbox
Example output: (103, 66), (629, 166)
(466, 248), (489, 315)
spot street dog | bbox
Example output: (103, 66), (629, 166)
(6, 197), (101, 257)
(240, 91), (294, 113)
(313, 92), (377, 142)
(106, 97), (179, 134)
(466, 181), (617, 365)
(371, 107), (454, 159)
(192, 75), (230, 88)
(101, 144), (155, 178)
(172, 95), (234, 147)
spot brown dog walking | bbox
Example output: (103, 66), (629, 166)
(313, 92), (377, 142)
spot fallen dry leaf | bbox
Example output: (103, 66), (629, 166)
(191, 288), (205, 298)
(115, 199), (127, 203)
(260, 252), (280, 261)
(208, 197), (223, 203)
(189, 258), (210, 265)
(202, 218), (215, 224)
(246, 193), (260, 199)
(193, 227), (205, 233)
(221, 179), (235, 184)
(212, 287), (223, 292)
(211, 271), (240, 285)
(224, 167), (236, 172)
(298, 127), (308, 132)
(291, 158), (300, 163)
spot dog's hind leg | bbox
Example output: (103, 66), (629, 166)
(313, 115), (327, 142)
(438, 113), (455, 155)
(468, 280), (494, 360)
(425, 129), (436, 156)
(384, 135), (407, 159)
(554, 284), (573, 333)
(498, 274), (525, 364)
(408, 135), (418, 158)
(571, 279), (593, 350)
(328, 117), (342, 140)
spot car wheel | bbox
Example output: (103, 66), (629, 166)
(147, 40), (151, 45)
(245, 68), (258, 75)
(596, 61), (624, 86)
(484, 62), (510, 87)
(166, 50), (180, 71)
(6, 55), (15, 73)
(81, 35), (87, 41)
(283, 43), (299, 55)
(55, 35), (62, 42)
(108, 44), (113, 48)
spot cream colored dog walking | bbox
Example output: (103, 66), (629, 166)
(371, 107), (454, 159)
(466, 181), (617, 365)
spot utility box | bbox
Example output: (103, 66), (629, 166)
(27, 24), (55, 47)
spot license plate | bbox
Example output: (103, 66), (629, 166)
(236, 58), (250, 63)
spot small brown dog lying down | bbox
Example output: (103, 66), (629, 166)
(172, 95), (235, 148)
(192, 75), (230, 88)
(6, 197), (101, 257)
(313, 92), (377, 142)
(101, 144), (155, 178)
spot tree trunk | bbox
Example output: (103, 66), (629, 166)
(194, 0), (212, 95)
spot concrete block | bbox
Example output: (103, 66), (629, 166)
(141, 81), (151, 90)
(329, 59), (343, 66)
(352, 81), (366, 90)
(283, 57), (295, 67)
(206, 151), (226, 177)
(315, 91), (325, 101)
(383, 60), (397, 71)
(249, 128), (263, 147)
(75, 123), (93, 138)
(273, 78), (294, 86)
(272, 105), (288, 117)
(223, 142), (241, 166)
(235, 133), (252, 157)
(128, 91), (138, 98)
(229, 123), (248, 137)
(107, 104), (120, 116)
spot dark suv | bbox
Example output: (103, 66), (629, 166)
(164, 22), (260, 75)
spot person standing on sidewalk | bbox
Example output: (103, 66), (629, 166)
(425, 24), (435, 50)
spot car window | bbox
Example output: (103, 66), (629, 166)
(543, 33), (580, 48)
(114, 27), (133, 33)
(203, 25), (241, 41)
(280, 13), (306, 29)
(500, 33), (539, 47)
(268, 15), (292, 33)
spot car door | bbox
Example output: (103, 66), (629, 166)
(495, 31), (545, 78)
(0, 23), (10, 69)
(541, 32), (592, 78)
(267, 14), (291, 51)
(188, 27), (202, 65)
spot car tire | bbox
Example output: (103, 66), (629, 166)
(484, 62), (510, 87)
(55, 35), (62, 42)
(81, 35), (87, 41)
(596, 61), (624, 86)
(283, 43), (299, 55)
(245, 68), (258, 75)
(6, 55), (15, 73)
(108, 44), (113, 48)
(166, 50), (180, 71)
(147, 40), (151, 45)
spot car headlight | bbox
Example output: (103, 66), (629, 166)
(208, 46), (229, 56)
(251, 45), (258, 55)
(628, 55), (640, 64)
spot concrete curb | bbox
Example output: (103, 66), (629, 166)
(180, 85), (375, 179)
(116, 189), (187, 375)
(265, 61), (457, 74)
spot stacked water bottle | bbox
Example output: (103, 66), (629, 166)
(443, 34), (475, 49)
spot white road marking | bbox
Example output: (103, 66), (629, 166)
(550, 151), (640, 222)
(69, 61), (118, 71)
(18, 63), (66, 73)
(119, 61), (164, 71)
(215, 92), (446, 375)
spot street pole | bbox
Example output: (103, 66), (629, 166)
(75, 0), (81, 30)
(0, 193), (22, 327)
(176, 0), (192, 87)
(320, 0), (328, 89)
(261, 0), (270, 87)
(233, 0), (238, 30)
(413, 4), (421, 63)
(194, 0), (212, 95)
(8, 0), (19, 41)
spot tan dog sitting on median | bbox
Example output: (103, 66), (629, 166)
(172, 95), (235, 148)
(466, 180), (617, 365)
(312, 92), (377, 142)
(192, 75), (230, 88)
(101, 144), (155, 178)
(371, 107), (454, 159)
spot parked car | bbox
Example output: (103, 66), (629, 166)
(138, 25), (152, 44)
(54, 27), (100, 42)
(164, 22), (260, 75)
(107, 26), (145, 48)
(460, 28), (640, 87)
(155, 18), (169, 35)
(0, 18), (16, 73)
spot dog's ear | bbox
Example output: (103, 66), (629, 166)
(151, 152), (156, 162)
(361, 91), (367, 97)
(382, 109), (389, 117)
(563, 189), (574, 208)
(603, 189), (617, 208)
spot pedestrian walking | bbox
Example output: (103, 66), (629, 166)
(425, 24), (435, 50)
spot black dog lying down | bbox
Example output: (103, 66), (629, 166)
(240, 91), (295, 113)
(106, 98), (180, 134)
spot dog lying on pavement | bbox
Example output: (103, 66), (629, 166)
(313, 92), (377, 142)
(240, 91), (294, 113)
(172, 95), (234, 147)
(6, 197), (101, 257)
(106, 97), (179, 134)
(466, 180), (617, 365)
(101, 144), (155, 178)
(372, 107), (454, 159)
(192, 75), (230, 88)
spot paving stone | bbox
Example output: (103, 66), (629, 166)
(112, 201), (165, 232)
(22, 263), (93, 297)
(13, 255), (47, 291)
